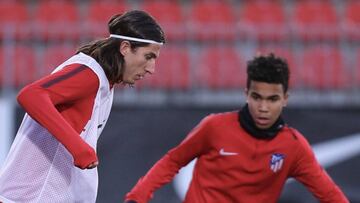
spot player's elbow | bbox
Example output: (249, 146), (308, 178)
(17, 84), (37, 108)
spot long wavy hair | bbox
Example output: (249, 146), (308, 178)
(77, 10), (165, 84)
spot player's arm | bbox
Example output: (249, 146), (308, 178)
(290, 131), (349, 203)
(17, 64), (99, 169)
(125, 115), (213, 203)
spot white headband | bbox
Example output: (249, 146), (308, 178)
(109, 34), (163, 45)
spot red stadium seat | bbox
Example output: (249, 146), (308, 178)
(141, 1), (186, 40)
(137, 46), (190, 90)
(33, 1), (80, 40)
(291, 1), (339, 41)
(0, 2), (30, 39)
(238, 1), (288, 41)
(188, 0), (236, 41)
(85, 1), (128, 38)
(195, 46), (246, 89)
(343, 1), (360, 40)
(298, 47), (349, 89)
(41, 45), (76, 75)
(0, 46), (36, 88)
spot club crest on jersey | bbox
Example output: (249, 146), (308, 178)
(270, 153), (285, 173)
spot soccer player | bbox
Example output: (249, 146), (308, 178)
(0, 10), (165, 203)
(124, 54), (349, 203)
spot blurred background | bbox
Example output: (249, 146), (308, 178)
(0, 0), (359, 202)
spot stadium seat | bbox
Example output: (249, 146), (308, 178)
(141, 1), (186, 41)
(0, 2), (30, 39)
(290, 1), (339, 41)
(298, 47), (349, 89)
(40, 45), (76, 75)
(195, 46), (246, 89)
(137, 46), (190, 90)
(33, 1), (80, 40)
(238, 1), (288, 41)
(0, 46), (36, 88)
(85, 1), (128, 38)
(188, 0), (236, 41)
(343, 1), (360, 40)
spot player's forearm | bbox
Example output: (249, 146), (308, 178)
(293, 161), (349, 203)
(292, 136), (349, 203)
(311, 179), (349, 203)
(125, 154), (182, 203)
(313, 172), (349, 203)
(318, 185), (349, 203)
(17, 85), (97, 169)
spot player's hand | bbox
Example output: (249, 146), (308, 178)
(73, 146), (98, 169)
(86, 161), (99, 169)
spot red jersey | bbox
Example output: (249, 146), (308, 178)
(126, 112), (348, 203)
(17, 63), (99, 167)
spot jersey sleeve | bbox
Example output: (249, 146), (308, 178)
(290, 131), (349, 203)
(17, 64), (100, 169)
(125, 115), (214, 203)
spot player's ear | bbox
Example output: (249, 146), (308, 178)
(244, 88), (249, 96)
(119, 41), (131, 56)
(283, 92), (289, 107)
(244, 88), (249, 103)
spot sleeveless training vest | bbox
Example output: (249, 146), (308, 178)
(0, 53), (114, 203)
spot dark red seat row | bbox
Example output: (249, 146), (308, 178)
(1, 1), (359, 41)
(0, 45), (357, 90)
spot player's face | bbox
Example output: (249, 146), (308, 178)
(246, 81), (288, 129)
(120, 42), (161, 85)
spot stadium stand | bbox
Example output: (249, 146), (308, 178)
(195, 46), (246, 89)
(0, 45), (36, 88)
(187, 0), (236, 41)
(137, 45), (190, 90)
(298, 46), (349, 89)
(40, 44), (77, 75)
(85, 0), (128, 38)
(343, 0), (360, 40)
(290, 1), (340, 41)
(238, 1), (288, 41)
(33, 1), (80, 40)
(0, 1), (30, 39)
(141, 1), (186, 41)
(0, 0), (358, 92)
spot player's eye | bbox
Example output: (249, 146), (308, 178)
(269, 96), (280, 102)
(145, 53), (156, 60)
(145, 55), (152, 60)
(251, 94), (260, 100)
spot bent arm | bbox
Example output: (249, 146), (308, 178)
(125, 153), (184, 203)
(17, 64), (99, 169)
(125, 116), (213, 203)
(291, 134), (349, 203)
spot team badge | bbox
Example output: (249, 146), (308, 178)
(270, 153), (285, 173)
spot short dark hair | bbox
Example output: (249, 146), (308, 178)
(246, 53), (290, 93)
(77, 10), (165, 84)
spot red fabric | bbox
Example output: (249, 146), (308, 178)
(126, 112), (348, 203)
(17, 63), (99, 169)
